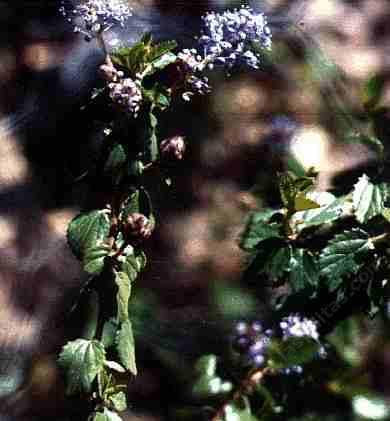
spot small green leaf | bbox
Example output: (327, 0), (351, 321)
(104, 360), (126, 373)
(92, 408), (123, 421)
(240, 209), (282, 251)
(143, 52), (177, 77)
(353, 174), (389, 223)
(194, 355), (217, 377)
(294, 194), (320, 211)
(109, 391), (127, 412)
(105, 144), (127, 173)
(268, 337), (320, 369)
(67, 210), (111, 260)
(116, 319), (137, 375)
(58, 339), (106, 395)
(292, 192), (344, 230)
(319, 228), (373, 291)
(121, 191), (140, 219)
(114, 271), (131, 323)
(289, 249), (319, 292)
(362, 74), (385, 111)
(83, 244), (111, 275)
(223, 397), (257, 421)
(118, 247), (145, 282)
(102, 319), (118, 349)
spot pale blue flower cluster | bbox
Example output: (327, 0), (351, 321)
(60, 0), (132, 36)
(280, 314), (320, 341)
(198, 5), (272, 70)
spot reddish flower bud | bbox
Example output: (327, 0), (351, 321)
(160, 136), (186, 160)
(123, 213), (153, 241)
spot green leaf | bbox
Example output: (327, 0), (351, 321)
(362, 74), (385, 111)
(223, 397), (257, 421)
(344, 132), (384, 162)
(143, 52), (177, 77)
(104, 360), (126, 373)
(319, 228), (373, 291)
(191, 355), (232, 399)
(92, 408), (123, 421)
(83, 244), (111, 275)
(58, 339), (106, 395)
(114, 271), (131, 323)
(121, 191), (140, 219)
(289, 249), (319, 292)
(109, 391), (127, 412)
(268, 337), (320, 369)
(244, 240), (292, 282)
(353, 174), (389, 223)
(81, 290), (99, 340)
(67, 210), (111, 260)
(278, 172), (297, 209)
(118, 247), (145, 282)
(105, 144), (127, 173)
(294, 194), (320, 212)
(116, 319), (137, 375)
(292, 192), (344, 230)
(102, 319), (118, 349)
(240, 209), (282, 251)
(382, 208), (390, 223)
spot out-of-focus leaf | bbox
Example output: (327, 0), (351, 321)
(102, 319), (118, 349)
(223, 396), (257, 421)
(81, 290), (99, 340)
(268, 337), (319, 369)
(362, 74), (385, 111)
(114, 271), (131, 323)
(92, 408), (122, 421)
(109, 391), (127, 412)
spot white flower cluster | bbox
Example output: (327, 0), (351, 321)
(60, 0), (132, 36)
(99, 62), (142, 116)
(176, 6), (271, 100)
(198, 5), (272, 70)
(280, 314), (320, 341)
(108, 77), (142, 116)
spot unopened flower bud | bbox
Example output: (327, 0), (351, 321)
(123, 213), (153, 241)
(160, 136), (186, 160)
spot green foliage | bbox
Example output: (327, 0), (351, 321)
(116, 319), (137, 375)
(268, 337), (320, 369)
(58, 339), (106, 395)
(352, 174), (389, 223)
(319, 229), (373, 291)
(67, 210), (111, 261)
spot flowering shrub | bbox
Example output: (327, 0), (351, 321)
(54, 1), (390, 421)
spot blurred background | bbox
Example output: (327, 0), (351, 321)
(1, 0), (390, 419)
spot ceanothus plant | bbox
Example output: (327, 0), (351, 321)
(56, 1), (390, 421)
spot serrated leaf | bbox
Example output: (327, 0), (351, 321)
(353, 174), (389, 223)
(240, 209), (282, 251)
(92, 409), (123, 421)
(116, 320), (137, 375)
(102, 319), (118, 349)
(293, 192), (344, 230)
(83, 244), (111, 275)
(115, 272), (131, 323)
(289, 249), (319, 292)
(268, 337), (320, 369)
(244, 240), (291, 282)
(58, 339), (106, 395)
(319, 229), (373, 291)
(67, 210), (111, 260)
(109, 391), (127, 412)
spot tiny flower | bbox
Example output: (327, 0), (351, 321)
(123, 213), (154, 241)
(160, 136), (186, 160)
(108, 77), (143, 117)
(280, 314), (319, 341)
(99, 62), (123, 82)
(60, 0), (132, 37)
